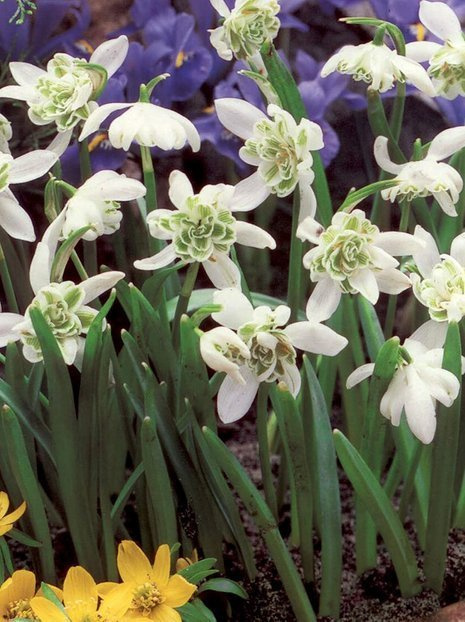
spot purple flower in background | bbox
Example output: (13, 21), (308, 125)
(0, 0), (90, 61)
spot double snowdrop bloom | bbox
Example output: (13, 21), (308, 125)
(0, 211), (124, 365)
(347, 337), (463, 444)
(407, 226), (465, 349)
(209, 0), (280, 62)
(200, 287), (347, 422)
(406, 1), (465, 98)
(321, 40), (435, 95)
(0, 36), (129, 131)
(0, 114), (12, 154)
(215, 99), (324, 219)
(61, 170), (146, 241)
(0, 147), (59, 241)
(374, 128), (465, 216)
(134, 170), (276, 289)
(79, 100), (200, 152)
(297, 209), (418, 306)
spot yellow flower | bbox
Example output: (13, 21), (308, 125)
(111, 541), (196, 621)
(30, 566), (133, 622)
(0, 569), (40, 620)
(0, 492), (26, 536)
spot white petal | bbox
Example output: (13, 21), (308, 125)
(0, 85), (33, 101)
(46, 129), (73, 157)
(200, 327), (249, 384)
(298, 182), (317, 221)
(9, 150), (57, 184)
(376, 231), (424, 256)
(212, 287), (254, 329)
(296, 216), (324, 244)
(215, 98), (266, 140)
(0, 190), (35, 241)
(420, 367), (460, 406)
(373, 136), (403, 175)
(0, 313), (23, 347)
(90, 35), (129, 78)
(210, 0), (230, 17)
(451, 232), (465, 265)
(280, 362), (301, 397)
(305, 279), (341, 323)
(61, 337), (78, 366)
(375, 268), (411, 295)
(164, 108), (201, 152)
(404, 366), (437, 444)
(409, 320), (448, 349)
(80, 271), (124, 304)
(429, 127), (465, 161)
(349, 268), (380, 304)
(392, 55), (435, 96)
(203, 253), (241, 289)
(434, 190), (458, 217)
(346, 363), (375, 389)
(9, 61), (45, 86)
(411, 225), (440, 277)
(79, 103), (132, 141)
(81, 171), (146, 201)
(419, 0), (463, 42)
(380, 370), (406, 426)
(405, 41), (441, 63)
(234, 221), (276, 249)
(168, 170), (193, 209)
(230, 172), (270, 212)
(134, 244), (177, 270)
(285, 320), (347, 356)
(217, 366), (260, 423)
(29, 208), (68, 293)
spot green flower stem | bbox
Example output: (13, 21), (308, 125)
(257, 384), (278, 521)
(203, 426), (317, 622)
(78, 138), (92, 182)
(390, 83), (406, 142)
(140, 145), (157, 214)
(424, 321), (462, 592)
(367, 90), (405, 165)
(0, 243), (18, 313)
(287, 191), (303, 322)
(172, 262), (200, 349)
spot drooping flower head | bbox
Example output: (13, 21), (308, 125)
(134, 170), (275, 289)
(298, 209), (418, 305)
(61, 170), (147, 241)
(201, 287), (347, 422)
(321, 40), (435, 95)
(347, 336), (463, 444)
(0, 114), (12, 154)
(374, 127), (465, 216)
(406, 1), (465, 98)
(0, 36), (129, 132)
(215, 98), (324, 219)
(209, 0), (281, 61)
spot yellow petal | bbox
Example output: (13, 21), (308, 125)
(117, 540), (153, 584)
(63, 566), (98, 611)
(9, 569), (36, 601)
(2, 500), (27, 525)
(30, 596), (68, 622)
(0, 524), (13, 536)
(97, 581), (120, 597)
(0, 492), (9, 520)
(163, 574), (196, 608)
(152, 544), (171, 589)
(99, 582), (134, 618)
(151, 603), (182, 622)
(37, 583), (63, 601)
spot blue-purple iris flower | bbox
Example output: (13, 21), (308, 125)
(0, 0), (90, 62)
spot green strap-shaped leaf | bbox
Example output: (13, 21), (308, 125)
(333, 429), (421, 597)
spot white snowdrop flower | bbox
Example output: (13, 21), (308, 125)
(406, 1), (465, 98)
(209, 0), (280, 62)
(297, 209), (419, 306)
(374, 128), (465, 216)
(0, 36), (129, 131)
(347, 337), (463, 444)
(202, 287), (347, 422)
(79, 100), (200, 153)
(61, 170), (146, 241)
(134, 170), (275, 289)
(0, 114), (12, 154)
(0, 211), (124, 365)
(321, 40), (435, 95)
(215, 98), (324, 220)
(0, 146), (61, 241)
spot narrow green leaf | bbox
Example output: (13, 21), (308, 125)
(198, 578), (248, 599)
